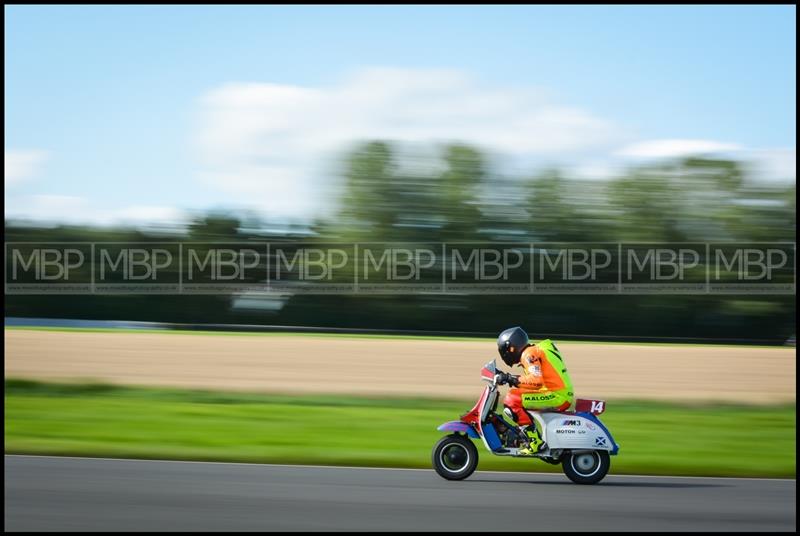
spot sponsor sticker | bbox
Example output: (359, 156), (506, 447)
(522, 393), (557, 402)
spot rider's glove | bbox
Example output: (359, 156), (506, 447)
(495, 372), (520, 387)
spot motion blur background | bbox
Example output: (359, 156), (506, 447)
(4, 5), (796, 479)
(5, 5), (796, 340)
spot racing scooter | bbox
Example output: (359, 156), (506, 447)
(432, 359), (619, 484)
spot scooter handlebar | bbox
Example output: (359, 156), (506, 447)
(494, 372), (520, 387)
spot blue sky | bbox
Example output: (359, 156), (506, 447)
(5, 5), (796, 225)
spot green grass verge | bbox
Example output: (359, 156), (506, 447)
(5, 326), (790, 348)
(5, 379), (795, 478)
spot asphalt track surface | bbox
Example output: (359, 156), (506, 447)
(4, 455), (796, 532)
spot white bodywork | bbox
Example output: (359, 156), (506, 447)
(531, 412), (615, 452)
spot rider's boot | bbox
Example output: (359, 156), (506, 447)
(517, 424), (546, 456)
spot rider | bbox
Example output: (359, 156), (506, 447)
(495, 326), (575, 456)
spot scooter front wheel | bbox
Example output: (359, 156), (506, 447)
(432, 434), (479, 480)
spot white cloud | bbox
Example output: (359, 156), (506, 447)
(8, 195), (87, 219)
(612, 141), (796, 183)
(4, 195), (188, 227)
(113, 205), (187, 225)
(5, 149), (48, 186)
(194, 67), (625, 218)
(745, 148), (796, 182)
(616, 139), (743, 159)
(568, 161), (625, 180)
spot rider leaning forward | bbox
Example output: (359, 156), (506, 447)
(494, 326), (575, 455)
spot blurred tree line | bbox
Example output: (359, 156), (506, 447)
(4, 141), (796, 342)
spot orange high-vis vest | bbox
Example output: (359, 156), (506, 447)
(516, 342), (569, 392)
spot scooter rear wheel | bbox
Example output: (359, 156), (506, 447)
(432, 434), (479, 480)
(561, 450), (610, 484)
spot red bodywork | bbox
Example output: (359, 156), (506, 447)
(460, 363), (496, 426)
(575, 399), (607, 415)
(460, 386), (489, 427)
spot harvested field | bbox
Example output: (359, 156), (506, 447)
(4, 329), (796, 403)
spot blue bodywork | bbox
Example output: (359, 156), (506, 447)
(437, 420), (506, 452)
(437, 421), (480, 439)
(576, 412), (620, 455)
(481, 422), (503, 451)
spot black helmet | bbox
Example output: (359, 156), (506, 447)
(497, 326), (529, 366)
